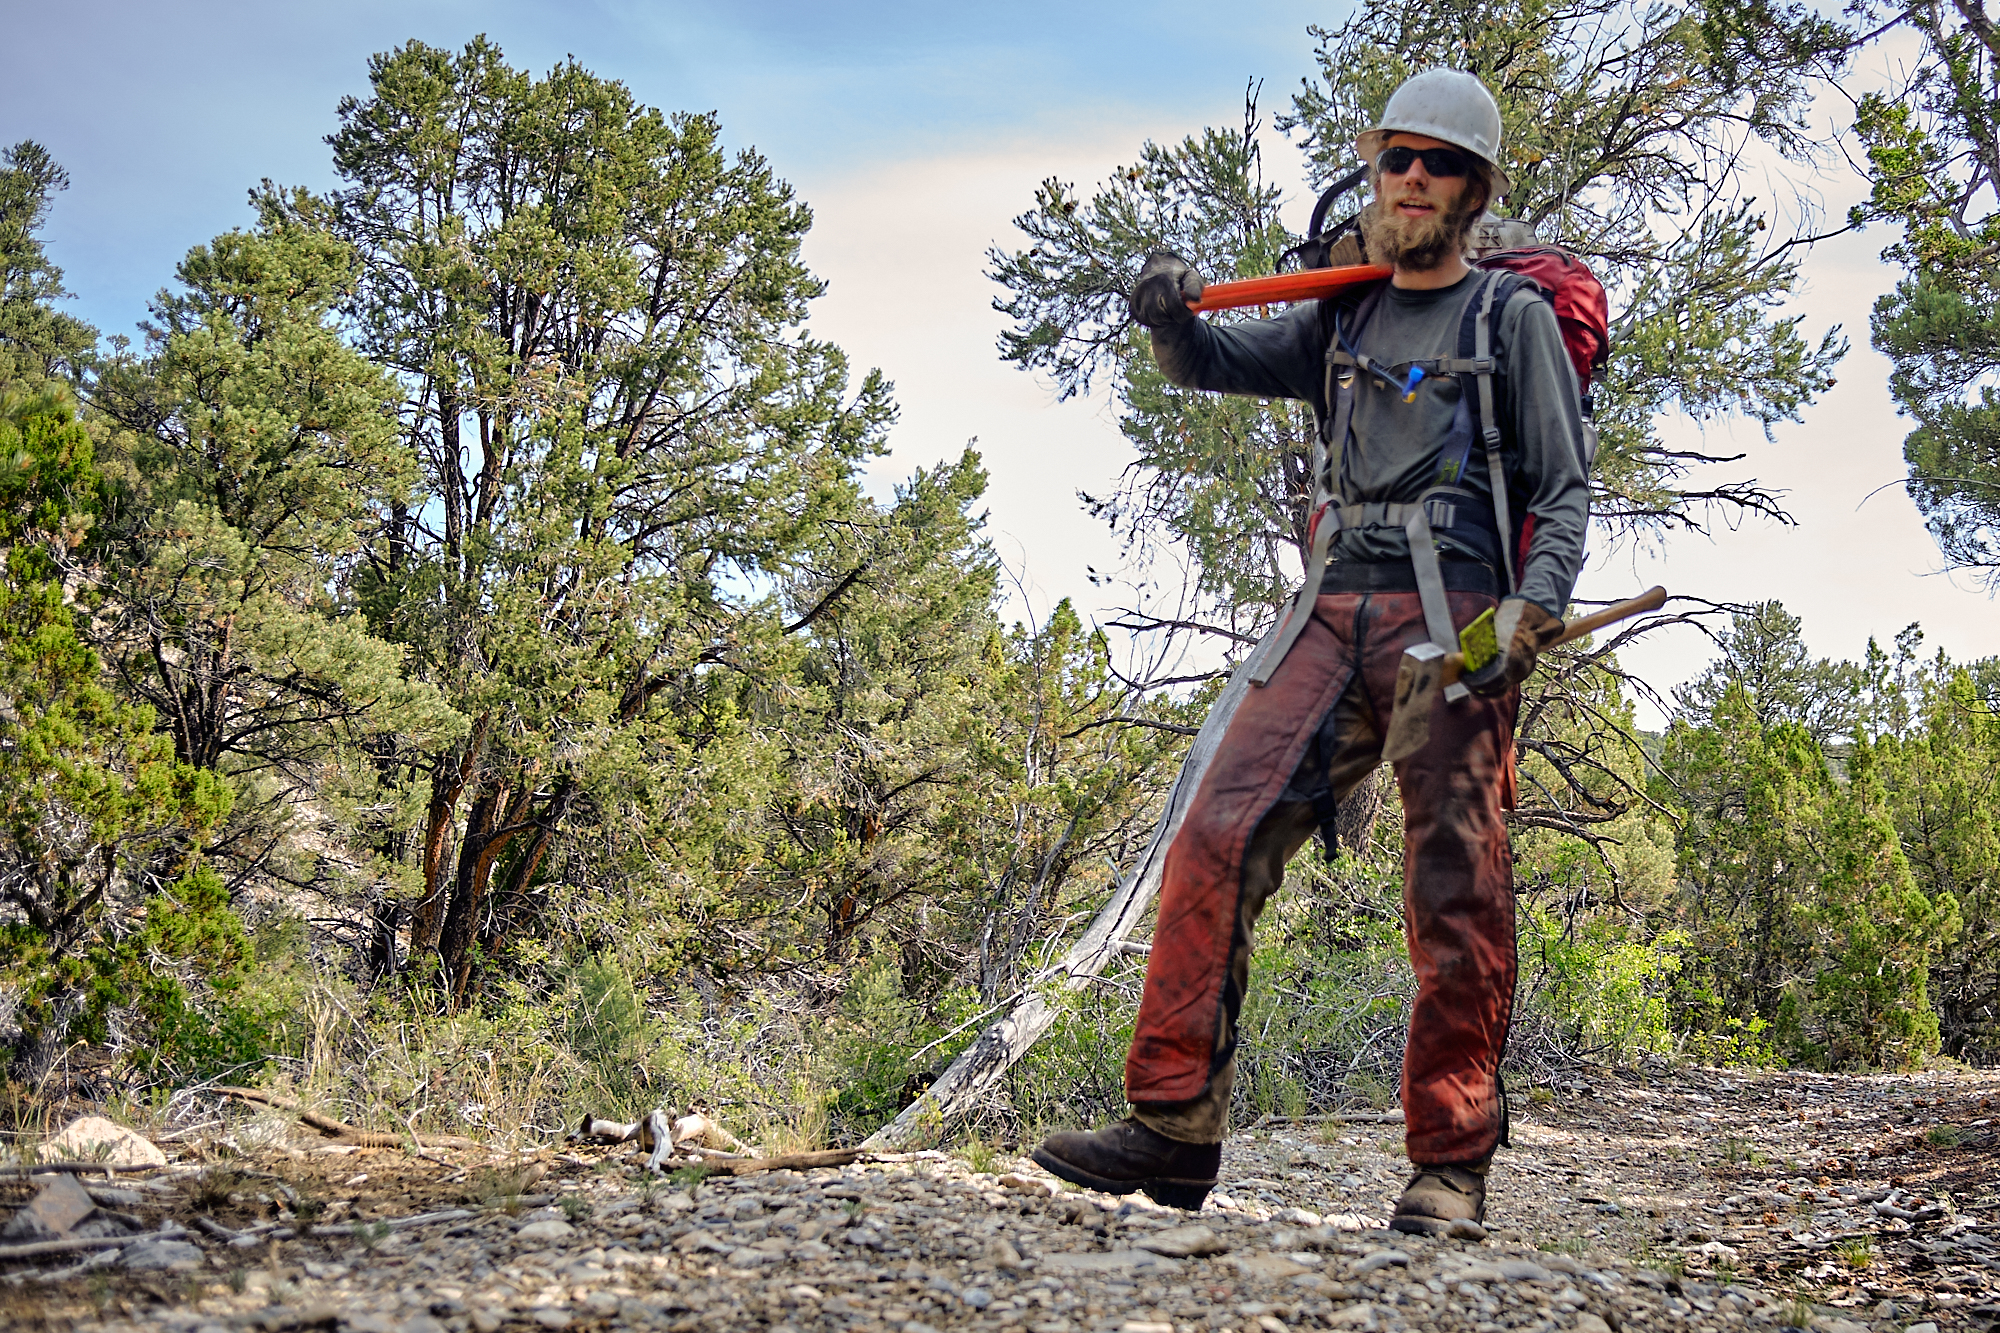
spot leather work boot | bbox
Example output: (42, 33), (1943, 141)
(1388, 1159), (1489, 1236)
(1031, 1117), (1221, 1210)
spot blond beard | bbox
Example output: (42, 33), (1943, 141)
(1359, 183), (1485, 271)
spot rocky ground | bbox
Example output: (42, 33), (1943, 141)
(6, 1061), (1999, 1333)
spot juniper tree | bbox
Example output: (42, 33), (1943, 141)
(0, 142), (96, 389)
(1850, 0), (2000, 584)
(285, 39), (894, 1006)
(86, 215), (463, 903)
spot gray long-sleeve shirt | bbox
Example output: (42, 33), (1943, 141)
(1149, 271), (1590, 613)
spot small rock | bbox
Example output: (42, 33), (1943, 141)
(81, 1185), (145, 1209)
(1138, 1223), (1230, 1258)
(2, 1173), (96, 1239)
(1354, 1249), (1410, 1274)
(530, 1311), (573, 1331)
(583, 1291), (621, 1316)
(1498, 1259), (1554, 1283)
(1320, 1213), (1379, 1231)
(120, 1238), (204, 1272)
(1447, 1218), (1488, 1241)
(1273, 1207), (1323, 1226)
(44, 1115), (168, 1167)
(789, 1284), (826, 1301)
(1121, 1323), (1174, 1333)
(401, 1319), (448, 1333)
(998, 1173), (1057, 1197)
(1809, 1319), (1867, 1333)
(1574, 1316), (1613, 1333)
(470, 1312), (504, 1333)
(1326, 1302), (1379, 1327)
(515, 1219), (577, 1243)
(1257, 1318), (1290, 1333)
(1233, 1252), (1310, 1280)
(986, 1236), (1023, 1267)
(1904, 1323), (1939, 1333)
(962, 1287), (993, 1309)
(1041, 1248), (1182, 1272)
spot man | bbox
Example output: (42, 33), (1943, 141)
(1031, 69), (1590, 1235)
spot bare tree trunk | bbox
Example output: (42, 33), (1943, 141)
(862, 627), (1277, 1150)
(1334, 768), (1386, 856)
(410, 714), (490, 958)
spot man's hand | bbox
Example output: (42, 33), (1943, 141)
(1130, 251), (1205, 328)
(1465, 598), (1563, 697)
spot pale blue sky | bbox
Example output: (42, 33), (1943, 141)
(7, 0), (1335, 335)
(5, 3), (1994, 714)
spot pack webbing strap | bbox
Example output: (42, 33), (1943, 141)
(1251, 287), (1382, 688)
(1472, 275), (1517, 594)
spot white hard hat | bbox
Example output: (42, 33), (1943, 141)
(1356, 69), (1511, 196)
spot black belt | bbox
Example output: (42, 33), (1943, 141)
(1317, 559), (1499, 597)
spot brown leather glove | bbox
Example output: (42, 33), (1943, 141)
(1130, 251), (1205, 328)
(1465, 597), (1563, 697)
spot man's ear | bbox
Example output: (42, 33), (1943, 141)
(1467, 174), (1493, 217)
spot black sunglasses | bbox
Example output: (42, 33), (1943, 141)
(1376, 145), (1473, 178)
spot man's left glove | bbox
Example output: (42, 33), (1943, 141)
(1464, 598), (1563, 697)
(1129, 251), (1205, 328)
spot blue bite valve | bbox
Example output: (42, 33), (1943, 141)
(1401, 365), (1426, 403)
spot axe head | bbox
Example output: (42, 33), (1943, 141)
(1382, 641), (1449, 764)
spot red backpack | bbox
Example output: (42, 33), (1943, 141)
(1474, 244), (1611, 418)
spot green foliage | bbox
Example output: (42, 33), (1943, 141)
(1662, 605), (1965, 1069)
(0, 142), (96, 389)
(277, 36), (899, 1007)
(1520, 910), (1682, 1062)
(0, 393), (241, 1080)
(1850, 3), (2000, 581)
(77, 210), (460, 959)
(557, 952), (663, 1114)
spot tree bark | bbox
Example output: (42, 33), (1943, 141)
(1334, 768), (1387, 856)
(410, 713), (489, 959)
(861, 626), (1277, 1150)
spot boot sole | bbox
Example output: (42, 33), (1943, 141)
(1029, 1147), (1214, 1212)
(1389, 1211), (1488, 1238)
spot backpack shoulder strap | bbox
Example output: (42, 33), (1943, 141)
(1456, 268), (1542, 594)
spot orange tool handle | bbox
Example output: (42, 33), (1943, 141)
(1188, 264), (1393, 313)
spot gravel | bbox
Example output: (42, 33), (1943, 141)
(13, 1062), (2000, 1331)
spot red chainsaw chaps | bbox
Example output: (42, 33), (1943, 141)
(1125, 588), (1518, 1165)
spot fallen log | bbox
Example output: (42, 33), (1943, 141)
(686, 1149), (865, 1176)
(0, 1227), (184, 1263)
(0, 1162), (170, 1176)
(212, 1086), (481, 1150)
(862, 631), (1276, 1150)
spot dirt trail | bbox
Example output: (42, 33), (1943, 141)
(8, 1062), (1998, 1333)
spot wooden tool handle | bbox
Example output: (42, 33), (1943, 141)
(1551, 586), (1668, 647)
(1188, 264), (1393, 313)
(1436, 586), (1667, 685)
